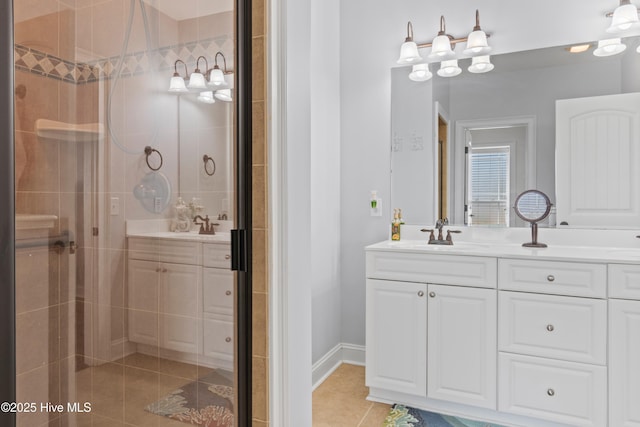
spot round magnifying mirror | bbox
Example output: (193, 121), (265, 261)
(514, 190), (552, 248)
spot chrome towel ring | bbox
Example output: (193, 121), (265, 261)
(144, 146), (163, 171)
(203, 154), (216, 176)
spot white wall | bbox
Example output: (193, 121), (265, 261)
(338, 0), (628, 348)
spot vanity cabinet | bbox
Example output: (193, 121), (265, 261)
(127, 237), (232, 369)
(427, 284), (496, 409)
(609, 264), (640, 427)
(365, 243), (638, 427)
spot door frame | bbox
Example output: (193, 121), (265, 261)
(0, 1), (16, 426)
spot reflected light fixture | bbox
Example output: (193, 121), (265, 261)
(566, 44), (591, 53)
(168, 59), (188, 93)
(593, 38), (627, 56)
(197, 91), (216, 104)
(397, 22), (422, 64)
(214, 89), (233, 102)
(428, 16), (455, 60)
(209, 51), (230, 86)
(463, 10), (492, 55)
(606, 0), (640, 33)
(188, 56), (208, 89)
(437, 59), (462, 77)
(409, 63), (433, 81)
(468, 55), (494, 73)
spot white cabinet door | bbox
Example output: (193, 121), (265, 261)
(427, 284), (497, 409)
(366, 279), (427, 397)
(160, 263), (201, 354)
(556, 92), (640, 227)
(128, 259), (160, 346)
(610, 299), (640, 427)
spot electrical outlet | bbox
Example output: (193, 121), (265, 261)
(110, 197), (119, 216)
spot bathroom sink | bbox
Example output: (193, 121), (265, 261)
(387, 240), (490, 251)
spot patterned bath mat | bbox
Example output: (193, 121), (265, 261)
(145, 369), (234, 427)
(384, 404), (509, 427)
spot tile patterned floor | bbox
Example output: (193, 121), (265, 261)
(313, 363), (391, 427)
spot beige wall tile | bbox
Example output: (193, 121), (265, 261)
(252, 356), (268, 421)
(251, 229), (267, 293)
(16, 362), (60, 427)
(252, 101), (266, 165)
(16, 306), (60, 375)
(252, 37), (265, 102)
(252, 165), (267, 229)
(15, 10), (59, 57)
(15, 131), (60, 193)
(252, 0), (265, 38)
(59, 9), (76, 61)
(15, 248), (59, 314)
(252, 292), (268, 358)
(198, 11), (234, 41)
(14, 70), (60, 133)
(92, 0), (125, 59)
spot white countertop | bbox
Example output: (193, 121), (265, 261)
(126, 219), (232, 243)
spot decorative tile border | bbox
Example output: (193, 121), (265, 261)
(14, 35), (233, 85)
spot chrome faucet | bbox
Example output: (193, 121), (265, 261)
(193, 215), (219, 235)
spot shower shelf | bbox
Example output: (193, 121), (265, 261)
(15, 214), (57, 230)
(35, 119), (104, 142)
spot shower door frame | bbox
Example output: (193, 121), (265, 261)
(0, 0), (253, 425)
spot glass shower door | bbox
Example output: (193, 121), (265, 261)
(10, 1), (245, 426)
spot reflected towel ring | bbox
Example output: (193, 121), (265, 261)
(203, 154), (216, 176)
(144, 146), (163, 171)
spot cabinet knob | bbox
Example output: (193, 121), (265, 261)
(225, 337), (232, 343)
(162, 268), (168, 273)
(547, 388), (555, 396)
(225, 254), (231, 260)
(546, 324), (554, 332)
(418, 291), (424, 297)
(546, 275), (555, 282)
(429, 292), (436, 298)
(226, 290), (232, 296)
(156, 267), (161, 272)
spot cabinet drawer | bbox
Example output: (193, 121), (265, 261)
(498, 353), (607, 427)
(499, 292), (607, 364)
(609, 263), (640, 300)
(203, 317), (234, 359)
(366, 251), (497, 288)
(203, 243), (232, 269)
(128, 237), (201, 265)
(203, 268), (234, 316)
(498, 259), (606, 298)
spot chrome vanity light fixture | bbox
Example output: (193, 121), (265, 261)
(398, 10), (493, 81)
(168, 59), (189, 93)
(606, 0), (640, 33)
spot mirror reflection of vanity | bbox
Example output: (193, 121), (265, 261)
(391, 35), (640, 228)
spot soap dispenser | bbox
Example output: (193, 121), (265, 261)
(391, 209), (401, 241)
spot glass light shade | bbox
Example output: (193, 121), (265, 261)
(463, 30), (491, 55)
(397, 41), (422, 64)
(428, 34), (454, 59)
(208, 68), (226, 86)
(437, 59), (462, 77)
(197, 91), (216, 104)
(637, 44), (640, 53)
(168, 75), (187, 93)
(408, 64), (433, 82)
(593, 38), (627, 56)
(214, 89), (233, 102)
(607, 3), (639, 33)
(188, 71), (207, 89)
(224, 73), (235, 89)
(468, 55), (494, 73)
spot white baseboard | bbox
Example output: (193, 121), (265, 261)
(111, 338), (136, 362)
(312, 343), (366, 390)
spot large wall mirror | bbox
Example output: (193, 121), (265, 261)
(391, 35), (640, 228)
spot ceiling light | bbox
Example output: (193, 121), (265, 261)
(566, 44), (591, 53)
(397, 22), (422, 64)
(606, 0), (640, 33)
(409, 64), (433, 81)
(468, 55), (494, 73)
(593, 38), (627, 56)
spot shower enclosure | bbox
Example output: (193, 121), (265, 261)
(1, 0), (252, 426)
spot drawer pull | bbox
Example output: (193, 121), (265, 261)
(225, 254), (231, 260)
(429, 292), (436, 298)
(547, 275), (555, 282)
(225, 337), (232, 343)
(226, 290), (232, 296)
(546, 324), (555, 332)
(162, 268), (168, 273)
(156, 267), (162, 272)
(547, 388), (555, 396)
(417, 291), (424, 297)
